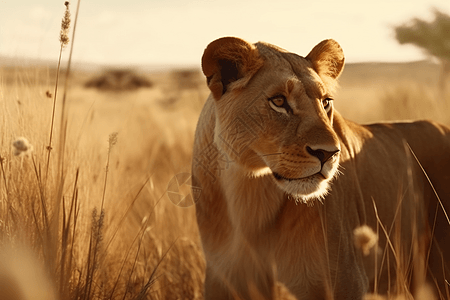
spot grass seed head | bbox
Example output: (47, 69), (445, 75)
(12, 137), (34, 156)
(108, 132), (118, 151)
(354, 225), (378, 256)
(59, 1), (71, 47)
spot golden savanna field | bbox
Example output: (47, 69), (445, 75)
(1, 4), (450, 299)
(1, 58), (449, 299)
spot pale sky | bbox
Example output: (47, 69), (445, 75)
(1, 0), (450, 68)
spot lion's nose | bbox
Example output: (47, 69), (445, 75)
(306, 146), (339, 166)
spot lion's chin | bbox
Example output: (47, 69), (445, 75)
(272, 173), (331, 205)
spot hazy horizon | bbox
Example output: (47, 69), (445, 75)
(2, 0), (450, 68)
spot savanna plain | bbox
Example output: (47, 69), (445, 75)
(0, 58), (449, 299)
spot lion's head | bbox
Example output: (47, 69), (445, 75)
(201, 37), (345, 202)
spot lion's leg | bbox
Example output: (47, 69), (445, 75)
(333, 262), (369, 299)
(203, 255), (276, 300)
(204, 265), (233, 300)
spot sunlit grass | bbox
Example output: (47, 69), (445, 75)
(1, 5), (449, 297)
(0, 60), (207, 299)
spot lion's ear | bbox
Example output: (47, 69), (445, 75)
(202, 37), (264, 100)
(306, 39), (345, 80)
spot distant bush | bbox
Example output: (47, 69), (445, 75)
(85, 69), (153, 91)
(171, 69), (203, 90)
(394, 9), (450, 92)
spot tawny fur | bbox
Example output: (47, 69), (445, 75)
(193, 37), (450, 300)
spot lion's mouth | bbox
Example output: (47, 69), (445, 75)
(272, 172), (325, 182)
(271, 170), (332, 202)
(273, 172), (298, 182)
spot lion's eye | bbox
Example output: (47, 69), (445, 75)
(268, 95), (292, 114)
(271, 96), (285, 107)
(322, 98), (333, 112)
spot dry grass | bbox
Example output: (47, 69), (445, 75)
(1, 60), (448, 300)
(0, 65), (208, 299)
(1, 7), (449, 298)
(335, 61), (450, 124)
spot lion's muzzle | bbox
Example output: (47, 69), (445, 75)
(306, 146), (339, 167)
(268, 144), (340, 201)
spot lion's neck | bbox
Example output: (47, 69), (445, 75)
(221, 164), (285, 234)
(332, 111), (373, 160)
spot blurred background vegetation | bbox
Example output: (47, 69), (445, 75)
(394, 9), (450, 93)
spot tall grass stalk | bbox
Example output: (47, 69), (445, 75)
(104, 175), (153, 253)
(0, 155), (10, 226)
(59, 168), (80, 297)
(57, 0), (80, 167)
(407, 144), (450, 225)
(101, 132), (118, 210)
(46, 1), (71, 180)
(83, 207), (105, 300)
(134, 240), (177, 300)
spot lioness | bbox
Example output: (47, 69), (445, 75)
(192, 37), (450, 299)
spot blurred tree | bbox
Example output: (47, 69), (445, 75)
(394, 9), (450, 92)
